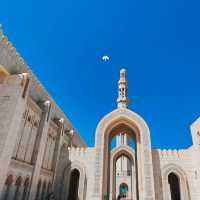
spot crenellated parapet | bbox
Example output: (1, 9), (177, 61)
(68, 147), (94, 158)
(156, 149), (186, 159)
(152, 147), (193, 170)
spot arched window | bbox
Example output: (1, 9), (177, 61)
(14, 176), (23, 200)
(168, 173), (181, 200)
(68, 169), (80, 200)
(4, 175), (13, 200)
(22, 178), (30, 200)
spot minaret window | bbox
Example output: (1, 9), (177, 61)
(122, 88), (125, 97)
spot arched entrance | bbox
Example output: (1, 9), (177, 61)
(119, 183), (128, 197)
(110, 145), (137, 200)
(62, 161), (87, 200)
(168, 173), (180, 200)
(162, 164), (190, 200)
(68, 169), (80, 200)
(93, 108), (155, 200)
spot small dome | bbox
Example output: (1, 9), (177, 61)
(120, 68), (126, 74)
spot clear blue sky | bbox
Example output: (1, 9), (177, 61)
(1, 0), (200, 149)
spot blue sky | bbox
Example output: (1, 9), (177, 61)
(1, 0), (200, 149)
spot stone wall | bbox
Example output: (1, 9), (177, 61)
(152, 147), (200, 200)
(0, 31), (86, 200)
(67, 147), (96, 200)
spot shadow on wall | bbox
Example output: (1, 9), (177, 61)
(152, 150), (163, 200)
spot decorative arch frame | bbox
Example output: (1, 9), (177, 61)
(110, 145), (136, 200)
(93, 108), (155, 200)
(2, 172), (31, 200)
(3, 174), (14, 200)
(62, 161), (87, 200)
(162, 164), (191, 200)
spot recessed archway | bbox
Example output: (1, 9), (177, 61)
(62, 161), (87, 200)
(162, 164), (190, 200)
(68, 169), (80, 200)
(119, 183), (128, 197)
(110, 145), (137, 200)
(93, 108), (155, 200)
(168, 173), (181, 200)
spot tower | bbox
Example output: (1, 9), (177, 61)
(116, 69), (130, 174)
(117, 68), (129, 108)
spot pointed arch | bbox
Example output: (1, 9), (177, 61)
(93, 108), (155, 199)
(168, 172), (181, 200)
(119, 182), (129, 197)
(62, 161), (87, 200)
(4, 175), (14, 200)
(162, 164), (191, 200)
(110, 145), (137, 200)
(68, 169), (80, 200)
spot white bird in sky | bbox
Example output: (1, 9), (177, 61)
(102, 55), (110, 62)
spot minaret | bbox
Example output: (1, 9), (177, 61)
(117, 68), (129, 108)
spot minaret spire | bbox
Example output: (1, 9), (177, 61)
(117, 68), (129, 108)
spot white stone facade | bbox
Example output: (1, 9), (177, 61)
(0, 28), (200, 200)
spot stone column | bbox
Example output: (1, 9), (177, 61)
(0, 74), (30, 199)
(28, 100), (51, 200)
(167, 182), (171, 200)
(52, 118), (64, 188)
(54, 144), (69, 200)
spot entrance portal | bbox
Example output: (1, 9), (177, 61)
(119, 183), (128, 197)
(168, 173), (181, 200)
(93, 69), (155, 200)
(68, 169), (80, 200)
(110, 141), (137, 200)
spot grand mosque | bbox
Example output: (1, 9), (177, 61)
(0, 26), (200, 200)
